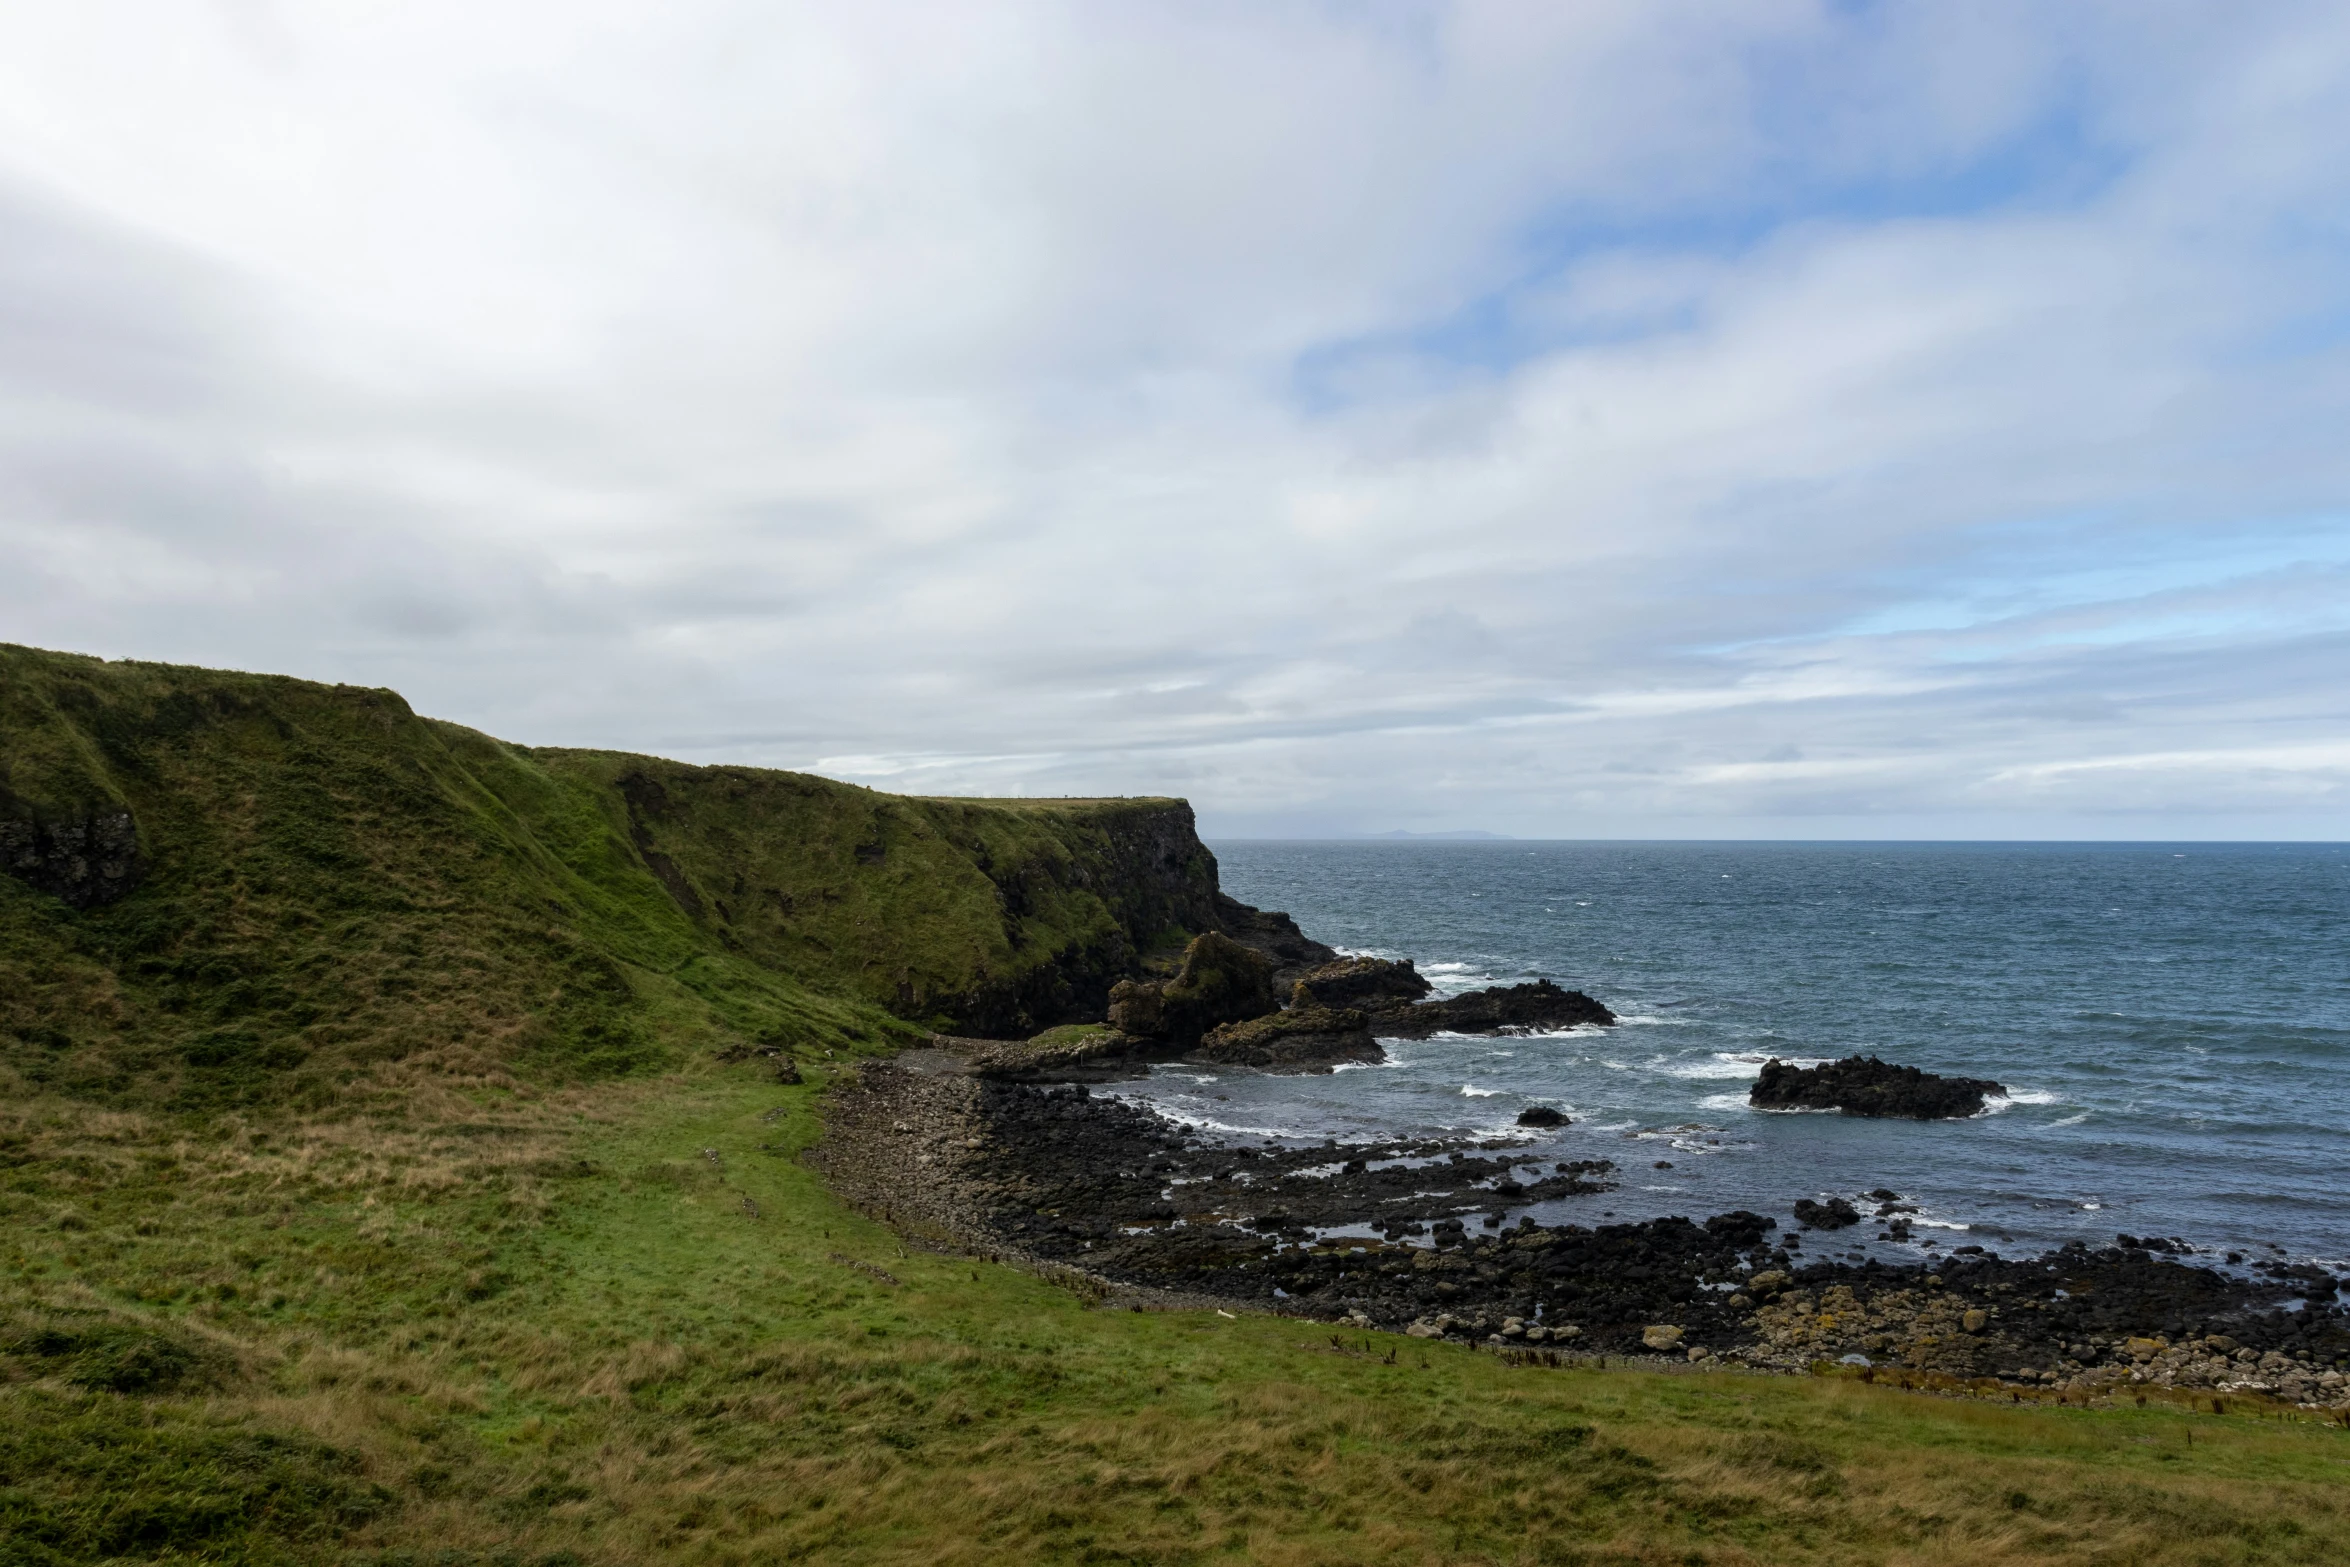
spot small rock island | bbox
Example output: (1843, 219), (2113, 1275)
(1750, 1054), (2006, 1119)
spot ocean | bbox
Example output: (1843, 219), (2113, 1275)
(1100, 841), (2350, 1271)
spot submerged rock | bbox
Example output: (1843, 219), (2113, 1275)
(1195, 1006), (1381, 1073)
(1750, 1055), (2005, 1120)
(1377, 979), (1616, 1038)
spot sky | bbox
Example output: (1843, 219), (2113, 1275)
(3, 2), (2348, 839)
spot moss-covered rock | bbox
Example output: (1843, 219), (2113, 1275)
(1107, 931), (1277, 1051)
(1195, 1005), (1379, 1072)
(965, 1023), (1137, 1078)
(1290, 955), (1431, 1011)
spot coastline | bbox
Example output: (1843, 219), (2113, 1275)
(815, 1044), (2350, 1413)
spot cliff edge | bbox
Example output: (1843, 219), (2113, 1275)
(0, 643), (1272, 1106)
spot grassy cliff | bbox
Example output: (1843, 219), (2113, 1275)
(6, 643), (2350, 1566)
(0, 643), (1222, 1112)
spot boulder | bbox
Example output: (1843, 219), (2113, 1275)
(1107, 932), (1279, 1051)
(1290, 956), (1432, 1011)
(1792, 1197), (1861, 1230)
(1195, 1006), (1381, 1073)
(1515, 1106), (1569, 1128)
(1642, 1324), (1685, 1352)
(1376, 979), (1616, 1038)
(1749, 1055), (2005, 1119)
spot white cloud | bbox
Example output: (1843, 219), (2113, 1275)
(0, 1), (2346, 837)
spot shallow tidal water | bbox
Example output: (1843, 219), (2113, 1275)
(1098, 841), (2350, 1272)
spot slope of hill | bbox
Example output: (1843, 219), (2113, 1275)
(6, 643), (2349, 1567)
(1, 643), (1223, 1109)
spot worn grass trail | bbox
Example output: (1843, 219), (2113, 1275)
(7, 1058), (2350, 1565)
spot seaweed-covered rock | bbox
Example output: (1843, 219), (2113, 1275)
(1290, 956), (1432, 1011)
(1107, 931), (1279, 1051)
(1377, 979), (1615, 1038)
(1196, 1006), (1380, 1073)
(1750, 1055), (2005, 1120)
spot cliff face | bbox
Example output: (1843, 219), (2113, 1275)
(0, 644), (1248, 1106)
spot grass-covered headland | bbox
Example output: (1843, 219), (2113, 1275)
(4, 643), (2348, 1566)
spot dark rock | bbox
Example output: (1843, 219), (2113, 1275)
(1376, 979), (1615, 1038)
(1515, 1106), (1569, 1128)
(1107, 931), (1279, 1051)
(967, 1025), (1137, 1079)
(1750, 1055), (2005, 1120)
(1195, 1006), (1380, 1073)
(1211, 893), (1338, 991)
(1793, 1197), (1862, 1230)
(0, 806), (144, 909)
(1290, 956), (1432, 1012)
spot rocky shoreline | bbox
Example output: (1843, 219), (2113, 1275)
(813, 1051), (2350, 1412)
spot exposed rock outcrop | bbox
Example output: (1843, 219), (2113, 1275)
(1107, 931), (1280, 1052)
(960, 1024), (1138, 1079)
(1516, 1106), (1569, 1128)
(1793, 1197), (1861, 1230)
(1289, 955), (1431, 1011)
(1211, 893), (1338, 992)
(1750, 1055), (2005, 1120)
(1376, 979), (1615, 1038)
(1195, 1005), (1380, 1072)
(0, 804), (144, 909)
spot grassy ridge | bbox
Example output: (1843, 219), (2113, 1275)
(7, 642), (2350, 1564)
(0, 644), (1220, 1115)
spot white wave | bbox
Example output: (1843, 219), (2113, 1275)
(1424, 962), (1482, 974)
(1134, 1104), (1303, 1138)
(1459, 1084), (1500, 1098)
(1615, 1014), (1696, 1027)
(1697, 1092), (1754, 1112)
(1663, 1053), (1775, 1080)
(1328, 1059), (1393, 1073)
(2048, 1112), (2089, 1127)
(2001, 1088), (2060, 1105)
(1916, 1217), (1972, 1231)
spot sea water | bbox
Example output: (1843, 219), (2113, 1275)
(1100, 842), (2350, 1270)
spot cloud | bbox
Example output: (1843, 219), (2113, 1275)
(0, 1), (2346, 837)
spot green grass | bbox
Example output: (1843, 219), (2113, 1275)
(1, 643), (1227, 1120)
(7, 1060), (2350, 1565)
(8, 643), (2350, 1563)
